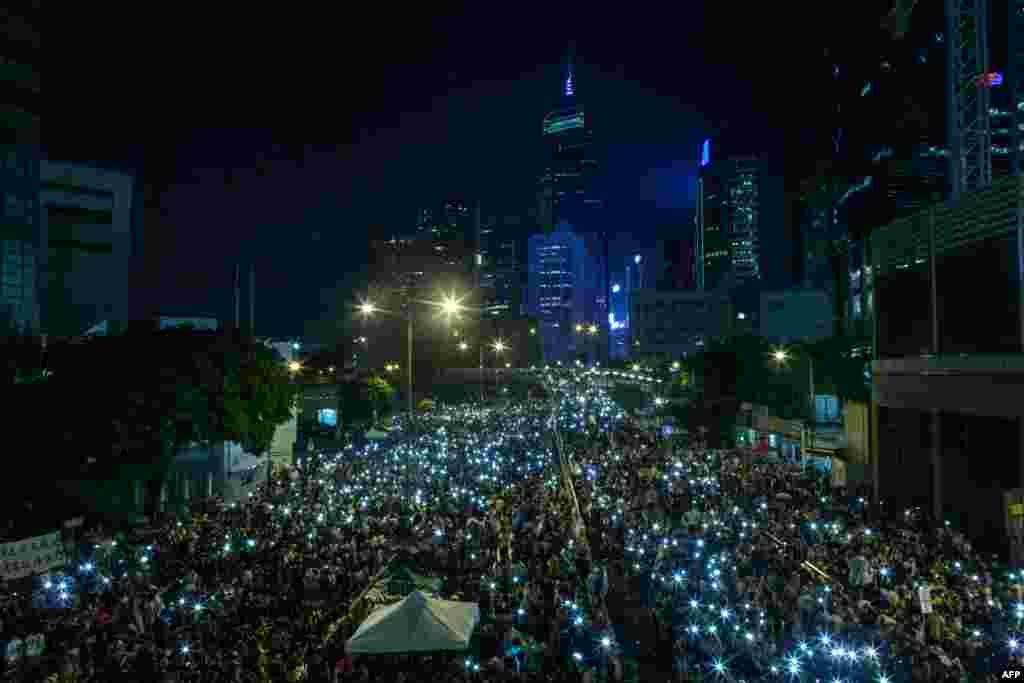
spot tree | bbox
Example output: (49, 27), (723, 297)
(46, 327), (299, 519)
(366, 374), (395, 425)
(339, 377), (372, 427)
(0, 326), (46, 386)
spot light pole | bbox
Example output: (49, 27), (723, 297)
(574, 322), (599, 364)
(772, 347), (815, 446)
(492, 338), (508, 396)
(457, 339), (485, 402)
(359, 294), (463, 420)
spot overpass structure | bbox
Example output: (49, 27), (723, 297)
(870, 173), (1024, 555)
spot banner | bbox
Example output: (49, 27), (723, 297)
(4, 633), (45, 661)
(0, 531), (67, 581)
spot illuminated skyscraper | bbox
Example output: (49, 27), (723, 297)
(536, 44), (610, 360)
(434, 199), (472, 269)
(478, 217), (520, 319)
(526, 224), (590, 362)
(537, 46), (600, 232)
(698, 141), (762, 291)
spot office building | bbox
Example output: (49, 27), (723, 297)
(535, 46), (610, 361)
(698, 141), (763, 291)
(434, 199), (473, 269)
(537, 49), (601, 233)
(526, 224), (591, 362)
(478, 217), (520, 319)
(652, 237), (697, 291)
(0, 6), (41, 334)
(870, 174), (1024, 555)
(608, 279), (628, 359)
(39, 161), (135, 339)
(759, 288), (833, 344)
(629, 289), (732, 359)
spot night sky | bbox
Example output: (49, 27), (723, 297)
(47, 4), (853, 340)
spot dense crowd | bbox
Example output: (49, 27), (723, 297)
(0, 368), (1017, 681)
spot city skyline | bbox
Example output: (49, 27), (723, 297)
(37, 4), (841, 340)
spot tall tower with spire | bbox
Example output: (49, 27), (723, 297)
(534, 43), (609, 361)
(537, 42), (598, 234)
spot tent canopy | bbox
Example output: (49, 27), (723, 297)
(347, 591), (479, 654)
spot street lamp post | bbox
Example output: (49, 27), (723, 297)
(359, 294), (463, 421)
(772, 347), (815, 447)
(407, 315), (414, 417)
(492, 338), (507, 396)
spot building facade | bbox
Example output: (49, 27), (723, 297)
(39, 161), (135, 338)
(629, 289), (732, 359)
(0, 7), (41, 333)
(759, 288), (833, 344)
(526, 225), (590, 362)
(537, 54), (600, 233)
(698, 144), (763, 291)
(478, 217), (520, 319)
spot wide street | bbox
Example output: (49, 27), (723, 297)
(2, 368), (1017, 681)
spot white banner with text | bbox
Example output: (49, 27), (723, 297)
(0, 531), (67, 581)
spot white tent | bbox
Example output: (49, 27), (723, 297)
(346, 590), (479, 654)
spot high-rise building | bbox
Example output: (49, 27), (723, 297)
(725, 158), (761, 283)
(0, 5), (41, 333)
(478, 217), (520, 319)
(526, 224), (591, 362)
(39, 161), (135, 338)
(609, 280), (628, 359)
(536, 45), (610, 361)
(415, 208), (433, 239)
(652, 237), (696, 291)
(698, 142), (763, 291)
(537, 50), (600, 233)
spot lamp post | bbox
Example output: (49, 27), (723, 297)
(772, 347), (815, 447)
(359, 294), (463, 420)
(492, 338), (508, 396)
(574, 322), (599, 364)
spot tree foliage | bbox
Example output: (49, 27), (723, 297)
(366, 374), (395, 420)
(687, 333), (870, 417)
(44, 328), (299, 477)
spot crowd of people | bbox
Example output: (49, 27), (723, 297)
(0, 368), (1018, 681)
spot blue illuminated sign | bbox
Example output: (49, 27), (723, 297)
(701, 138), (711, 167)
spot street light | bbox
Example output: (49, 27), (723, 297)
(491, 338), (508, 395)
(358, 294), (464, 418)
(458, 341), (469, 352)
(771, 346), (815, 445)
(288, 361), (302, 373)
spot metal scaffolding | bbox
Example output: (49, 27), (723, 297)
(945, 0), (993, 199)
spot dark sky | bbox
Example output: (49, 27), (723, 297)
(48, 4), (852, 340)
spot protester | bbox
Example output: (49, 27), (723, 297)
(0, 369), (1016, 681)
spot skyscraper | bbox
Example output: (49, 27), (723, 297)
(526, 224), (590, 362)
(479, 217), (520, 319)
(536, 44), (609, 360)
(698, 141), (762, 291)
(0, 5), (41, 333)
(536, 48), (599, 232)
(434, 199), (473, 270)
